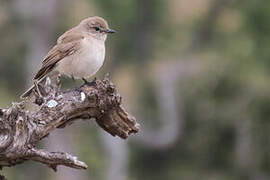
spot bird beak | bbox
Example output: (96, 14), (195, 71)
(105, 28), (116, 34)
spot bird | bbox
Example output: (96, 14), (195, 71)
(20, 16), (115, 98)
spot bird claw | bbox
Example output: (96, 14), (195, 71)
(82, 78), (89, 84)
(82, 77), (97, 86)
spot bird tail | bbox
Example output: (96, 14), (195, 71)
(20, 84), (35, 99)
(20, 76), (47, 99)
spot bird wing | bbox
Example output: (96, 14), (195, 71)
(34, 33), (85, 80)
(57, 29), (85, 44)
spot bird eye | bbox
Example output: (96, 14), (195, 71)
(94, 27), (100, 31)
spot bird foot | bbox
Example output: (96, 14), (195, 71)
(76, 78), (97, 92)
(82, 77), (97, 86)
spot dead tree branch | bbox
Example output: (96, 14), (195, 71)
(0, 75), (139, 172)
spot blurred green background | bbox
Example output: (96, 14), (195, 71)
(1, 0), (270, 179)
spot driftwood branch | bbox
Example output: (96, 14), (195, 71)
(0, 75), (139, 173)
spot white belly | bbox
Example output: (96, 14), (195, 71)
(56, 38), (105, 79)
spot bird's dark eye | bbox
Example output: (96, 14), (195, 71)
(94, 27), (100, 31)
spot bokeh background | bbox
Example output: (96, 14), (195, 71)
(0, 0), (270, 179)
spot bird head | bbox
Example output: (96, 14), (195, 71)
(80, 16), (116, 41)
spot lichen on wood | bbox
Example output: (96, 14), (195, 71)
(0, 75), (139, 173)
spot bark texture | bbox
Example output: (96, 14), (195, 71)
(0, 75), (139, 173)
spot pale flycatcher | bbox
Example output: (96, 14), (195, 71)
(21, 16), (115, 98)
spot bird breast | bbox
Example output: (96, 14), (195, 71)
(56, 37), (105, 79)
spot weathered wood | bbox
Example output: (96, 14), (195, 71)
(0, 75), (139, 174)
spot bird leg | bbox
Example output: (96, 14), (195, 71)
(82, 77), (89, 84)
(71, 75), (75, 82)
(76, 78), (97, 92)
(92, 77), (97, 83)
(82, 77), (97, 86)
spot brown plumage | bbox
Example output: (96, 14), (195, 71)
(20, 16), (115, 98)
(34, 37), (82, 80)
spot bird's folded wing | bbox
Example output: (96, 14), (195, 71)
(57, 30), (85, 44)
(34, 33), (85, 80)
